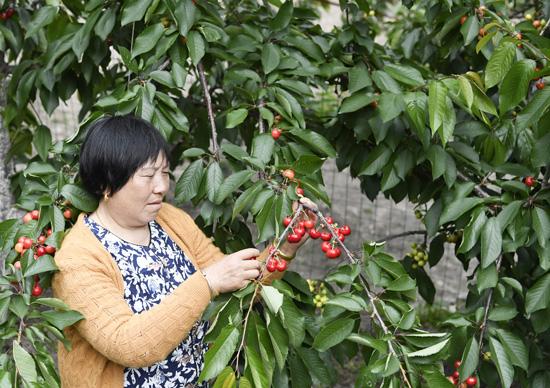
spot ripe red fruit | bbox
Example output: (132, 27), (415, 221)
(38, 235), (46, 244)
(309, 229), (321, 239)
(14, 243), (23, 253)
(287, 233), (301, 243)
(32, 283), (43, 297)
(325, 216), (334, 224)
(320, 231), (332, 241)
(516, 32), (522, 40)
(63, 209), (72, 219)
(340, 225), (351, 235)
(370, 100), (378, 109)
(460, 15), (467, 25)
(23, 238), (32, 249)
(22, 212), (32, 223)
(304, 220), (315, 229)
(294, 226), (306, 237)
(0, 12), (6, 20)
(296, 187), (304, 196)
(452, 370), (459, 379)
(283, 216), (292, 227)
(45, 245), (56, 255)
(36, 246), (46, 257)
(479, 27), (486, 37)
(14, 261), (21, 270)
(523, 176), (536, 187)
(31, 210), (39, 220)
(321, 241), (332, 252)
(46, 228), (53, 236)
(466, 376), (477, 386)
(17, 236), (25, 244)
(276, 260), (288, 272)
(326, 247), (341, 259)
(338, 233), (345, 242)
(271, 128), (281, 140)
(533, 20), (542, 28)
(266, 258), (277, 272)
(454, 360), (461, 369)
(282, 169), (295, 180)
(298, 221), (305, 228)
(5, 8), (15, 18)
(536, 80), (545, 90)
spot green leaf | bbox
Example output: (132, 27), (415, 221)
(313, 317), (355, 352)
(404, 92), (428, 141)
(460, 15), (479, 45)
(32, 298), (70, 310)
(499, 59), (535, 114)
(385, 63), (424, 87)
(378, 93), (405, 123)
(225, 108), (248, 129)
(175, 160), (204, 204)
(494, 329), (528, 371)
(440, 197), (483, 225)
(33, 125), (52, 161)
(23, 255), (59, 278)
(289, 129), (336, 157)
(212, 366), (236, 388)
(171, 62), (187, 88)
(26, 6), (57, 38)
(270, 1), (293, 31)
(358, 144), (391, 176)
(458, 76), (474, 108)
(339, 92), (377, 114)
(532, 207), (550, 248)
(370, 354), (400, 377)
(232, 182), (263, 219)
(121, 0), (153, 25)
(40, 310), (84, 330)
(266, 312), (289, 370)
(489, 337), (514, 388)
(215, 170), (254, 205)
(187, 30), (206, 66)
(485, 41), (516, 89)
(348, 63), (372, 93)
(60, 184), (98, 212)
(477, 263), (498, 292)
(206, 162), (224, 203)
(526, 272), (550, 314)
(515, 86), (550, 130)
(532, 132), (550, 167)
(13, 341), (37, 383)
(291, 155), (324, 175)
(372, 70), (401, 93)
(424, 370), (455, 388)
(280, 299), (305, 347)
(496, 201), (522, 231)
(325, 293), (368, 312)
(386, 275), (416, 292)
(428, 81), (447, 136)
(251, 133), (275, 165)
(346, 333), (387, 354)
(407, 338), (449, 357)
(481, 217), (502, 268)
(261, 43), (280, 74)
(94, 7), (116, 40)
(458, 337), (479, 381)
(199, 325), (240, 382)
(173, 0), (197, 36)
(426, 144), (446, 180)
(261, 285), (284, 314)
(131, 24), (164, 58)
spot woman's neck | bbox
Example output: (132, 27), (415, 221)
(91, 203), (150, 246)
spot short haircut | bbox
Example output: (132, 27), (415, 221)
(79, 114), (170, 200)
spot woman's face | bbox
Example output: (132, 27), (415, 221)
(105, 153), (170, 227)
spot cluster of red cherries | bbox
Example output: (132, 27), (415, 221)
(448, 361), (478, 386)
(265, 246), (289, 273)
(283, 214), (351, 259)
(0, 6), (15, 21)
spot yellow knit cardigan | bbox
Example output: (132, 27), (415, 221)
(52, 202), (276, 387)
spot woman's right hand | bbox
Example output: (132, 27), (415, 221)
(201, 248), (261, 294)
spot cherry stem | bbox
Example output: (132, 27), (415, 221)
(234, 285), (260, 379)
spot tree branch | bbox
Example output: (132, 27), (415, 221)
(457, 171), (492, 198)
(376, 230), (426, 243)
(197, 62), (220, 161)
(478, 255), (503, 352)
(258, 98), (265, 133)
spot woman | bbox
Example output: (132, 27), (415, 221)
(52, 115), (313, 387)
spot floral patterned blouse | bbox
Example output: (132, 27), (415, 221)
(85, 216), (209, 387)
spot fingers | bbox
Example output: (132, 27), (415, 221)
(230, 248), (260, 261)
(299, 197), (318, 211)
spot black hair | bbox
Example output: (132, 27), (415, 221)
(79, 114), (171, 200)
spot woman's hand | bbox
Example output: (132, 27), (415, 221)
(201, 248), (261, 294)
(279, 197), (319, 257)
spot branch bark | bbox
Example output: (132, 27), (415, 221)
(478, 255), (503, 352)
(376, 230), (426, 243)
(457, 171), (492, 198)
(197, 62), (220, 161)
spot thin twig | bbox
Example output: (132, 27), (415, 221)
(128, 22), (135, 87)
(457, 171), (491, 198)
(234, 285), (260, 378)
(478, 255), (503, 351)
(258, 98), (265, 133)
(376, 230), (426, 243)
(540, 19), (550, 36)
(197, 62), (220, 161)
(158, 58), (171, 72)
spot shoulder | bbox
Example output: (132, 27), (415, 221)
(157, 202), (194, 225)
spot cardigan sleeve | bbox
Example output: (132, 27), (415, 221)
(52, 249), (212, 368)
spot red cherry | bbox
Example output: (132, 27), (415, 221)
(0, 12), (6, 20)
(23, 238), (32, 249)
(304, 220), (315, 229)
(46, 228), (52, 236)
(536, 80), (545, 90)
(31, 283), (43, 297)
(294, 227), (306, 237)
(523, 176), (536, 187)
(321, 241), (332, 252)
(298, 221), (305, 228)
(283, 216), (292, 227)
(338, 233), (345, 242)
(460, 15), (467, 25)
(309, 229), (321, 239)
(340, 225), (351, 235)
(266, 259), (277, 272)
(37, 235), (46, 244)
(14, 261), (21, 270)
(63, 209), (72, 219)
(36, 246), (46, 257)
(31, 210), (39, 220)
(326, 247), (341, 259)
(282, 169), (295, 180)
(17, 236), (25, 244)
(452, 370), (459, 379)
(287, 233), (301, 243)
(271, 128), (281, 140)
(296, 187), (304, 196)
(454, 360), (461, 369)
(45, 245), (56, 254)
(14, 243), (23, 253)
(466, 376), (477, 386)
(276, 260), (288, 272)
(320, 231), (331, 241)
(325, 216), (333, 224)
(5, 8), (15, 18)
(22, 213), (32, 224)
